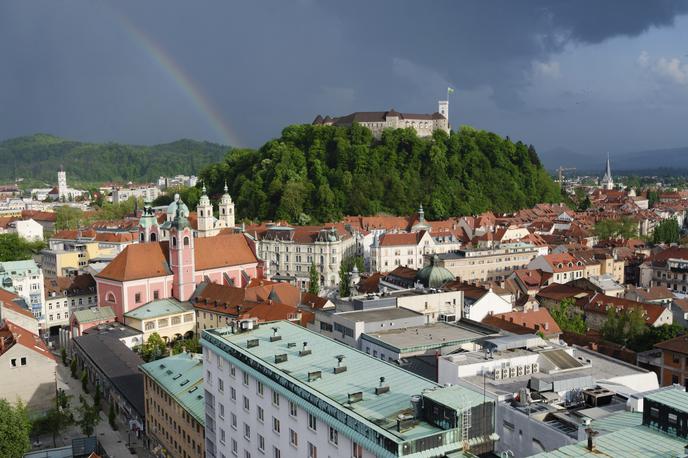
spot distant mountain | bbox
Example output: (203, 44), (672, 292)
(541, 146), (688, 174)
(0, 133), (230, 185)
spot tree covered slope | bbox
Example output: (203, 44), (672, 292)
(200, 124), (559, 223)
(0, 133), (229, 184)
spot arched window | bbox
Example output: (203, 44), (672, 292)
(172, 236), (177, 247)
(183, 236), (190, 246)
(105, 292), (116, 303)
(221, 208), (225, 215)
(139, 232), (144, 242)
(150, 233), (157, 242)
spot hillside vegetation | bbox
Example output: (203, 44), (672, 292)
(201, 124), (559, 223)
(0, 134), (228, 185)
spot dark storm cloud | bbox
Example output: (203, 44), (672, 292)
(0, 0), (686, 150)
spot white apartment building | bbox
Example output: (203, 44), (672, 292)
(43, 275), (98, 330)
(435, 242), (540, 282)
(112, 184), (160, 204)
(0, 260), (45, 326)
(250, 224), (357, 289)
(202, 320), (494, 458)
(0, 219), (44, 241)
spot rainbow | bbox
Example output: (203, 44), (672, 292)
(116, 12), (240, 146)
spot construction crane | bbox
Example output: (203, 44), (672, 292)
(556, 166), (576, 184)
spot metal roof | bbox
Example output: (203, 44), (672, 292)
(140, 352), (205, 424)
(124, 298), (192, 320)
(531, 425), (687, 457)
(72, 305), (116, 323)
(203, 321), (485, 445)
(644, 386), (688, 413)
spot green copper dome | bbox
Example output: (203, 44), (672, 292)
(416, 255), (454, 288)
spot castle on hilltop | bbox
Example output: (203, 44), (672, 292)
(313, 100), (450, 138)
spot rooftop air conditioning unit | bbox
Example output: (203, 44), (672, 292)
(494, 370), (502, 380)
(531, 363), (539, 373)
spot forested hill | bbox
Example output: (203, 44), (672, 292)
(0, 134), (229, 184)
(200, 124), (560, 223)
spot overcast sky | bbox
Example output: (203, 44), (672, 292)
(1, 1), (688, 157)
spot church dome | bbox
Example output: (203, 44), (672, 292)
(167, 193), (181, 216)
(416, 255), (454, 288)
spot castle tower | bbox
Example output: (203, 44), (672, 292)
(169, 201), (196, 301)
(218, 182), (235, 229)
(57, 167), (67, 200)
(438, 100), (448, 119)
(196, 184), (215, 237)
(600, 153), (614, 190)
(137, 200), (160, 243)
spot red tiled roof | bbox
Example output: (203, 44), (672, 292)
(536, 282), (590, 301)
(0, 288), (35, 319)
(513, 269), (552, 289)
(97, 234), (258, 282)
(1, 321), (56, 362)
(655, 334), (688, 355)
(486, 308), (561, 336)
(240, 302), (300, 323)
(300, 292), (329, 309)
(582, 293), (667, 325)
(21, 210), (57, 222)
(379, 231), (423, 247)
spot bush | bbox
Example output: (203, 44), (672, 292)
(61, 348), (67, 366)
(70, 358), (77, 378)
(81, 371), (89, 393)
(108, 402), (117, 430)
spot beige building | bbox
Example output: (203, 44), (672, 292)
(0, 320), (57, 412)
(436, 242), (540, 282)
(249, 223), (357, 289)
(44, 274), (98, 330)
(313, 100), (450, 138)
(371, 230), (435, 271)
(140, 352), (205, 458)
(123, 298), (195, 342)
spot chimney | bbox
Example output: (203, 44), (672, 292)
(585, 428), (599, 451)
(299, 341), (312, 357)
(334, 354), (347, 374)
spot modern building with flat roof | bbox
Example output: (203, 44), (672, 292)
(201, 320), (496, 457)
(140, 352), (205, 458)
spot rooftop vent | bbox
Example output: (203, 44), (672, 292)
(375, 376), (390, 395)
(274, 353), (288, 364)
(307, 371), (322, 382)
(247, 339), (259, 348)
(287, 342), (296, 348)
(172, 373), (182, 380)
(348, 391), (363, 404)
(299, 341), (312, 357)
(270, 326), (282, 342)
(334, 354), (347, 374)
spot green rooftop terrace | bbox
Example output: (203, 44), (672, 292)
(124, 298), (192, 321)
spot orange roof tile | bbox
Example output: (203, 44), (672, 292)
(487, 308), (561, 336)
(2, 320), (56, 362)
(97, 234), (258, 282)
(0, 288), (35, 319)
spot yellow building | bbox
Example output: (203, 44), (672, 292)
(123, 298), (196, 342)
(140, 352), (205, 458)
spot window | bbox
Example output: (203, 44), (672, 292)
(183, 236), (190, 246)
(650, 407), (659, 418)
(272, 417), (280, 434)
(230, 387), (236, 401)
(243, 372), (249, 386)
(257, 406), (264, 423)
(307, 413), (316, 431)
(328, 426), (338, 445)
(153, 290), (160, 300)
(243, 396), (250, 411)
(244, 423), (251, 439)
(135, 292), (141, 303)
(289, 429), (298, 447)
(289, 401), (297, 417)
(352, 442), (363, 458)
(244, 452), (251, 458)
(673, 353), (681, 364)
(231, 438), (238, 456)
(10, 358), (16, 367)
(257, 381), (264, 396)
(219, 403), (225, 419)
(218, 378), (224, 393)
(231, 413), (237, 430)
(307, 443), (317, 458)
(258, 434), (265, 452)
(273, 447), (281, 458)
(669, 413), (678, 424)
(272, 390), (280, 406)
(220, 428), (226, 444)
(230, 365), (236, 377)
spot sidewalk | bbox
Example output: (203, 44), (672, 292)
(52, 362), (150, 457)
